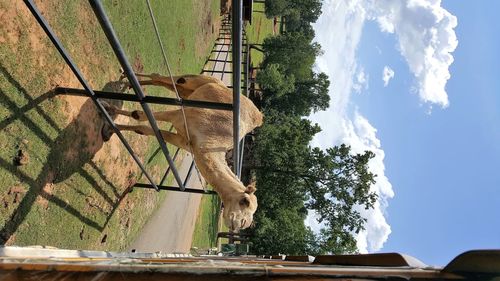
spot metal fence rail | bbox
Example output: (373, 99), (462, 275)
(24, 0), (247, 198)
(88, 0), (186, 191)
(23, 0), (159, 191)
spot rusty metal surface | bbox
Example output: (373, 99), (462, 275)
(284, 256), (311, 262)
(313, 253), (426, 268)
(442, 249), (500, 276)
(0, 247), (497, 280)
(0, 258), (461, 280)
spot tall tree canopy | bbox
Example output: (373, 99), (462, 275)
(246, 111), (378, 255)
(304, 145), (378, 254)
(258, 70), (330, 116)
(262, 32), (322, 82)
(264, 0), (323, 26)
(256, 64), (296, 99)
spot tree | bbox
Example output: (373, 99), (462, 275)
(261, 71), (331, 116)
(250, 111), (321, 176)
(248, 204), (319, 255)
(248, 0), (377, 255)
(245, 112), (322, 255)
(262, 32), (322, 82)
(247, 113), (378, 255)
(264, 0), (323, 25)
(303, 145), (378, 254)
(264, 0), (288, 18)
(256, 64), (296, 98)
(289, 0), (322, 23)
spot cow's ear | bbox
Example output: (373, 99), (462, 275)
(245, 182), (256, 194)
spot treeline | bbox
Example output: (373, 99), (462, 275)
(243, 0), (378, 255)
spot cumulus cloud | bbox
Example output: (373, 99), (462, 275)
(382, 66), (395, 87)
(368, 0), (458, 107)
(309, 0), (457, 252)
(341, 113), (394, 253)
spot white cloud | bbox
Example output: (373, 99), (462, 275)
(309, 0), (457, 252)
(382, 66), (395, 87)
(311, 0), (367, 148)
(368, 0), (458, 107)
(353, 67), (369, 93)
(341, 113), (394, 253)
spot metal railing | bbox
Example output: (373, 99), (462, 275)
(23, 0), (247, 196)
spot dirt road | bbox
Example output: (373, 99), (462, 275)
(129, 154), (204, 253)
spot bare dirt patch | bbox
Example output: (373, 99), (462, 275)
(118, 197), (134, 230)
(0, 2), (29, 48)
(36, 172), (55, 209)
(85, 195), (110, 215)
(195, 0), (220, 58)
(0, 1), (50, 60)
(2, 186), (27, 210)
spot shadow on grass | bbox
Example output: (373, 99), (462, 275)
(0, 64), (129, 244)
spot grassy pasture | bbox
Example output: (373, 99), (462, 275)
(191, 192), (221, 251)
(246, 2), (275, 65)
(0, 0), (219, 250)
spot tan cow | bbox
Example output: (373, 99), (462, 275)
(103, 73), (262, 232)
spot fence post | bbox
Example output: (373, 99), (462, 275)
(232, 0), (242, 177)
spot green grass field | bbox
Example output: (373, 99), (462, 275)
(0, 0), (219, 250)
(245, 2), (275, 66)
(191, 192), (221, 251)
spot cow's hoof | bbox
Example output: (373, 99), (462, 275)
(131, 110), (141, 120)
(101, 122), (114, 142)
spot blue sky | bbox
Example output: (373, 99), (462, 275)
(309, 0), (500, 266)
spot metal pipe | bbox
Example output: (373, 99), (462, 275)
(55, 87), (233, 111)
(134, 183), (217, 195)
(238, 138), (245, 178)
(183, 160), (196, 187)
(88, 0), (185, 190)
(202, 70), (246, 74)
(232, 0), (242, 176)
(23, 0), (159, 190)
(159, 147), (181, 186)
(237, 44), (250, 177)
(211, 50), (247, 53)
(244, 43), (250, 97)
(208, 59), (247, 64)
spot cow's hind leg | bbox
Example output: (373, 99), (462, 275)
(125, 109), (182, 123)
(102, 101), (180, 122)
(122, 72), (194, 99)
(121, 72), (176, 92)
